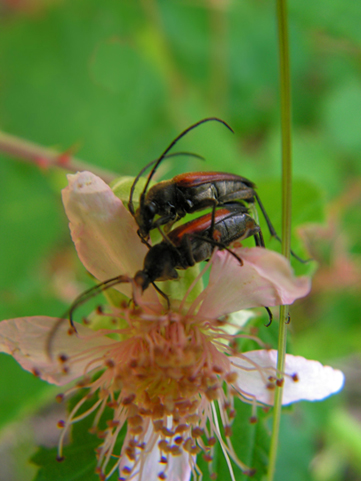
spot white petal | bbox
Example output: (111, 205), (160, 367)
(62, 171), (159, 304)
(198, 248), (311, 318)
(0, 317), (113, 386)
(119, 422), (192, 481)
(230, 349), (345, 406)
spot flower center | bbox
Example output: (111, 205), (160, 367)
(58, 305), (256, 479)
(112, 318), (231, 409)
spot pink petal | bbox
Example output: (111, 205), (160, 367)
(62, 171), (159, 303)
(0, 317), (113, 386)
(198, 247), (311, 318)
(231, 349), (345, 406)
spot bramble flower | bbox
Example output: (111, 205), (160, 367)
(0, 172), (344, 481)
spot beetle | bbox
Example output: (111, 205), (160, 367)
(133, 201), (260, 292)
(66, 202), (262, 326)
(46, 202), (270, 354)
(128, 118), (304, 262)
(128, 117), (234, 241)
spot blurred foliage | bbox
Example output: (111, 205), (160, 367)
(0, 0), (360, 480)
(31, 391), (126, 481)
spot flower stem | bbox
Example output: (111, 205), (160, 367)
(0, 130), (117, 183)
(268, 0), (292, 480)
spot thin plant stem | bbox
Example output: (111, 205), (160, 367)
(0, 130), (117, 183)
(267, 0), (292, 480)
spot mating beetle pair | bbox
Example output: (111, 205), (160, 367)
(47, 196), (269, 356)
(66, 201), (261, 326)
(48, 118), (294, 353)
(133, 202), (260, 293)
(128, 118), (262, 243)
(128, 117), (302, 261)
(67, 117), (303, 327)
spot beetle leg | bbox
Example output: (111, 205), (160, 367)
(254, 230), (265, 248)
(156, 225), (172, 243)
(151, 215), (177, 230)
(163, 217), (181, 234)
(151, 215), (179, 244)
(180, 234), (197, 267)
(253, 192), (279, 239)
(137, 229), (153, 249)
(253, 192), (309, 264)
(187, 233), (243, 267)
(151, 282), (170, 310)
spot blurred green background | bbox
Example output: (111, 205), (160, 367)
(0, 0), (360, 480)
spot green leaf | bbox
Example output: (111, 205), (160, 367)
(197, 400), (270, 481)
(255, 178), (325, 275)
(31, 391), (125, 481)
(0, 163), (63, 289)
(275, 407), (316, 481)
(31, 444), (99, 481)
(327, 408), (361, 476)
(0, 354), (52, 431)
(323, 81), (361, 156)
(90, 41), (143, 95)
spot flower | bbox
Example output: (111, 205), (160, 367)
(0, 172), (344, 481)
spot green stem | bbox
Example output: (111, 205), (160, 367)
(268, 0), (292, 480)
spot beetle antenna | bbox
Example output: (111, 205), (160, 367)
(139, 117), (234, 210)
(46, 275), (131, 359)
(67, 275), (131, 329)
(128, 151), (205, 216)
(151, 282), (170, 310)
(264, 307), (273, 327)
(253, 192), (310, 264)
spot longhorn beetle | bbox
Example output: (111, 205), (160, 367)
(128, 117), (305, 263)
(65, 202), (268, 328)
(133, 201), (260, 292)
(46, 202), (271, 355)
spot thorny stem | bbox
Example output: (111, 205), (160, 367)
(268, 0), (292, 480)
(0, 130), (117, 183)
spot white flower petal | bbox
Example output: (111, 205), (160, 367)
(118, 422), (192, 481)
(62, 171), (159, 304)
(231, 349), (345, 406)
(0, 317), (113, 386)
(198, 248), (311, 318)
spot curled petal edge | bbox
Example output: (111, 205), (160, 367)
(198, 247), (311, 318)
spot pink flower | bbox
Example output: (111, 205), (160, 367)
(0, 172), (344, 481)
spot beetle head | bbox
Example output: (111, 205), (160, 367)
(137, 244), (179, 289)
(134, 270), (151, 292)
(134, 201), (157, 240)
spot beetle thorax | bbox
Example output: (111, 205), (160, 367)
(146, 180), (178, 216)
(142, 244), (180, 283)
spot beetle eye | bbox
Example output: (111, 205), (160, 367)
(146, 202), (157, 217)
